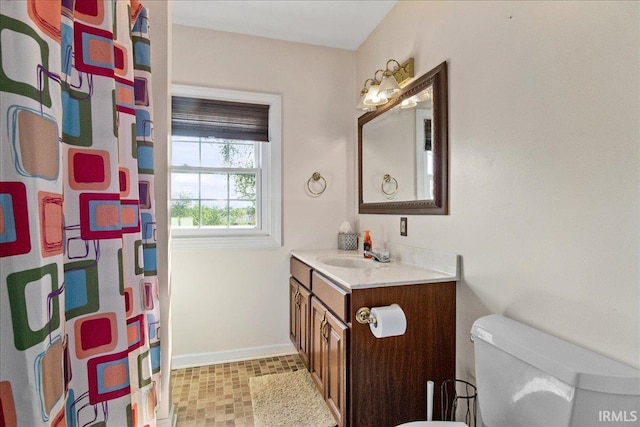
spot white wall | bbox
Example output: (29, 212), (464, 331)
(356, 0), (640, 383)
(170, 26), (356, 364)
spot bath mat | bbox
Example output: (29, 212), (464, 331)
(249, 369), (336, 427)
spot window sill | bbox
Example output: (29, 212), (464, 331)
(171, 233), (281, 250)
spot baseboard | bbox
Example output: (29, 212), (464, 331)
(172, 343), (297, 369)
(156, 404), (176, 427)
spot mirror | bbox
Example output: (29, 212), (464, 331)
(358, 61), (448, 215)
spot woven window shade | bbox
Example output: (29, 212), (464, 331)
(172, 96), (270, 142)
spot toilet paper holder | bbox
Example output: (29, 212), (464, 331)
(355, 307), (377, 327)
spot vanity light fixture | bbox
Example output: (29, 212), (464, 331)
(364, 83), (387, 106)
(356, 86), (376, 113)
(357, 58), (414, 111)
(357, 77), (381, 111)
(356, 82), (376, 111)
(360, 69), (388, 108)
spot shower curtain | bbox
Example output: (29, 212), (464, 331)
(0, 1), (160, 426)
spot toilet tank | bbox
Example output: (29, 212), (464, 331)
(471, 315), (640, 427)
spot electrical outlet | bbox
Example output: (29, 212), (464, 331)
(400, 217), (407, 236)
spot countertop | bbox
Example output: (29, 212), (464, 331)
(290, 249), (458, 290)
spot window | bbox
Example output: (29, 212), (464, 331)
(170, 85), (281, 248)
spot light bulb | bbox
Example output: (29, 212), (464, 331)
(379, 73), (402, 98)
(400, 97), (417, 109)
(363, 85), (388, 106)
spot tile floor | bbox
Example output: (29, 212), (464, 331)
(171, 354), (306, 426)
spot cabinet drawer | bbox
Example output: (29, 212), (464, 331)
(290, 257), (312, 289)
(312, 272), (350, 323)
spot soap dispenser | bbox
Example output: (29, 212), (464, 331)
(363, 230), (372, 258)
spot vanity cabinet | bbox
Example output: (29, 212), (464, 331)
(289, 255), (456, 427)
(349, 281), (456, 426)
(289, 258), (312, 369)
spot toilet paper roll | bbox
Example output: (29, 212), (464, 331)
(369, 304), (407, 338)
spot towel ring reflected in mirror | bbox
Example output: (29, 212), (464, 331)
(381, 174), (398, 199)
(307, 172), (327, 196)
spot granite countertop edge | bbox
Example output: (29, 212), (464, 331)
(290, 249), (458, 290)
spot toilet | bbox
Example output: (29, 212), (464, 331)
(398, 314), (640, 427)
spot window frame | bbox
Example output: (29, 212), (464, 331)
(170, 85), (282, 249)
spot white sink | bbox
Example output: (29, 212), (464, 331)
(317, 255), (386, 269)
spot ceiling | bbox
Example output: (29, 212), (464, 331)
(172, 0), (397, 50)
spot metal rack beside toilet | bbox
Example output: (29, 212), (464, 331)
(441, 379), (477, 427)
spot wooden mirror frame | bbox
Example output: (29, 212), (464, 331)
(358, 61), (448, 215)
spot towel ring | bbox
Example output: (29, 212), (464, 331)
(381, 174), (398, 197)
(307, 172), (327, 195)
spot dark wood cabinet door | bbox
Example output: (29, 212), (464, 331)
(289, 278), (299, 345)
(325, 309), (348, 427)
(310, 297), (326, 394)
(298, 285), (311, 369)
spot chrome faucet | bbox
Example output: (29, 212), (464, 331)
(364, 250), (390, 263)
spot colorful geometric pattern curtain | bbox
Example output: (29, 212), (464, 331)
(0, 1), (160, 426)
